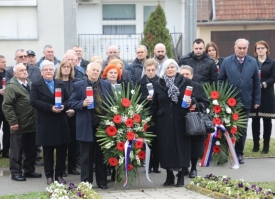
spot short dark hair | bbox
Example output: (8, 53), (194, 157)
(193, 38), (205, 45)
(0, 55), (5, 59)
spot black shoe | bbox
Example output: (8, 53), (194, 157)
(47, 177), (54, 185)
(55, 176), (66, 184)
(24, 172), (42, 178)
(62, 171), (67, 177)
(176, 170), (184, 187)
(98, 184), (108, 189)
(153, 168), (161, 173)
(2, 153), (10, 158)
(11, 175), (26, 181)
(237, 155), (244, 164)
(261, 150), (269, 154)
(35, 159), (44, 166)
(163, 170), (175, 186)
(189, 170), (197, 178)
(68, 169), (80, 175)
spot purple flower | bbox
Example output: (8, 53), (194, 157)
(77, 192), (82, 197)
(244, 186), (249, 191)
(68, 182), (75, 190)
(238, 183), (243, 188)
(251, 184), (256, 189)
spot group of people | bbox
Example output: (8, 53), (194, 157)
(0, 37), (274, 189)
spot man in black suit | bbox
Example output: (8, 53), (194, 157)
(73, 45), (89, 71)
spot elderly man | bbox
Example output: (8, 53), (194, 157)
(154, 43), (168, 76)
(218, 38), (261, 164)
(68, 62), (113, 189)
(36, 45), (60, 70)
(129, 45), (148, 84)
(0, 55), (10, 158)
(73, 45), (89, 71)
(178, 38), (217, 84)
(5, 49), (41, 83)
(27, 50), (37, 67)
(64, 50), (85, 80)
(2, 63), (42, 181)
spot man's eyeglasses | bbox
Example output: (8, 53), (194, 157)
(17, 55), (28, 59)
(256, 47), (266, 50)
(61, 66), (71, 69)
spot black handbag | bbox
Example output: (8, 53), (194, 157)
(200, 104), (215, 134)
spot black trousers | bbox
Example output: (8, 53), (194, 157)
(252, 117), (272, 142)
(0, 110), (10, 154)
(149, 136), (160, 169)
(80, 126), (107, 186)
(235, 109), (250, 156)
(67, 131), (77, 171)
(43, 144), (67, 178)
(10, 132), (36, 175)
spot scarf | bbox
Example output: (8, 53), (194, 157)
(44, 79), (54, 94)
(146, 75), (158, 84)
(163, 75), (179, 104)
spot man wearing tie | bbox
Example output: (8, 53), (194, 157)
(2, 63), (41, 181)
(218, 38), (261, 164)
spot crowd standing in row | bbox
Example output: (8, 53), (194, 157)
(0, 37), (274, 189)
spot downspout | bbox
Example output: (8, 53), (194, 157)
(212, 0), (216, 21)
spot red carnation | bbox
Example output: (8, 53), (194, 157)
(232, 113), (239, 121)
(127, 164), (133, 171)
(106, 126), (117, 136)
(126, 131), (135, 140)
(213, 145), (221, 153)
(121, 98), (131, 107)
(125, 118), (134, 127)
(213, 105), (222, 114)
(216, 131), (222, 139)
(227, 97), (237, 107)
(231, 137), (236, 144)
(143, 123), (149, 132)
(116, 142), (125, 151)
(230, 126), (237, 135)
(108, 157), (118, 166)
(213, 117), (222, 125)
(135, 140), (143, 149)
(113, 115), (122, 124)
(210, 91), (220, 99)
(138, 151), (146, 159)
(133, 114), (141, 123)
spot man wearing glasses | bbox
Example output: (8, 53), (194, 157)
(5, 49), (41, 83)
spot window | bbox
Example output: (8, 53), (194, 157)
(103, 25), (136, 35)
(103, 4), (136, 20)
(0, 6), (38, 39)
(143, 6), (156, 27)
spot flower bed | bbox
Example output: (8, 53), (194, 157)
(46, 181), (101, 199)
(188, 174), (275, 199)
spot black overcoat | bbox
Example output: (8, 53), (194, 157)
(250, 56), (275, 118)
(30, 78), (71, 146)
(150, 73), (191, 169)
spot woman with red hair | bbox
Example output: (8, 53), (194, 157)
(102, 64), (125, 88)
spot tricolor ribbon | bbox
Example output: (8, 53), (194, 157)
(200, 124), (240, 169)
(123, 138), (152, 187)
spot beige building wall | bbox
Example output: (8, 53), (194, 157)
(197, 24), (274, 44)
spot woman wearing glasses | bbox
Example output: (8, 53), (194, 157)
(250, 40), (275, 154)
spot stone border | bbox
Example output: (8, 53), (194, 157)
(186, 183), (235, 199)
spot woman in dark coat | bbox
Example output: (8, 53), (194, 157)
(136, 58), (160, 173)
(179, 65), (210, 178)
(250, 40), (275, 154)
(206, 42), (224, 73)
(150, 59), (192, 187)
(30, 60), (71, 185)
(55, 60), (80, 176)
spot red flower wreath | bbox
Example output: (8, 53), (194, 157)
(213, 145), (221, 153)
(106, 126), (117, 136)
(116, 142), (125, 151)
(127, 164), (133, 171)
(138, 151), (146, 159)
(231, 137), (236, 144)
(210, 91), (220, 99)
(213, 117), (222, 125)
(143, 123), (149, 132)
(135, 140), (143, 149)
(126, 131), (135, 141)
(232, 113), (239, 121)
(213, 105), (222, 114)
(227, 97), (237, 107)
(109, 157), (118, 166)
(133, 114), (141, 123)
(230, 126), (237, 135)
(121, 98), (131, 107)
(125, 118), (134, 127)
(113, 115), (122, 124)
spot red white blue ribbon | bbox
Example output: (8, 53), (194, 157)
(200, 124), (240, 169)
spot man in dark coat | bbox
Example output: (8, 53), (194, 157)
(3, 63), (42, 181)
(178, 38), (217, 84)
(68, 62), (113, 189)
(218, 38), (261, 164)
(73, 45), (89, 71)
(36, 45), (61, 70)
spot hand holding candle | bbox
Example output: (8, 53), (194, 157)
(55, 88), (62, 109)
(181, 86), (193, 108)
(86, 87), (94, 109)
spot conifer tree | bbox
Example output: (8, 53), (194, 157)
(141, 4), (172, 58)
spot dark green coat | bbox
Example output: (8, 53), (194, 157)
(2, 77), (36, 134)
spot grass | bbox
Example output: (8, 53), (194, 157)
(0, 192), (48, 199)
(243, 138), (275, 157)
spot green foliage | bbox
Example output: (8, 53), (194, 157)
(141, 4), (173, 58)
(0, 192), (48, 199)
